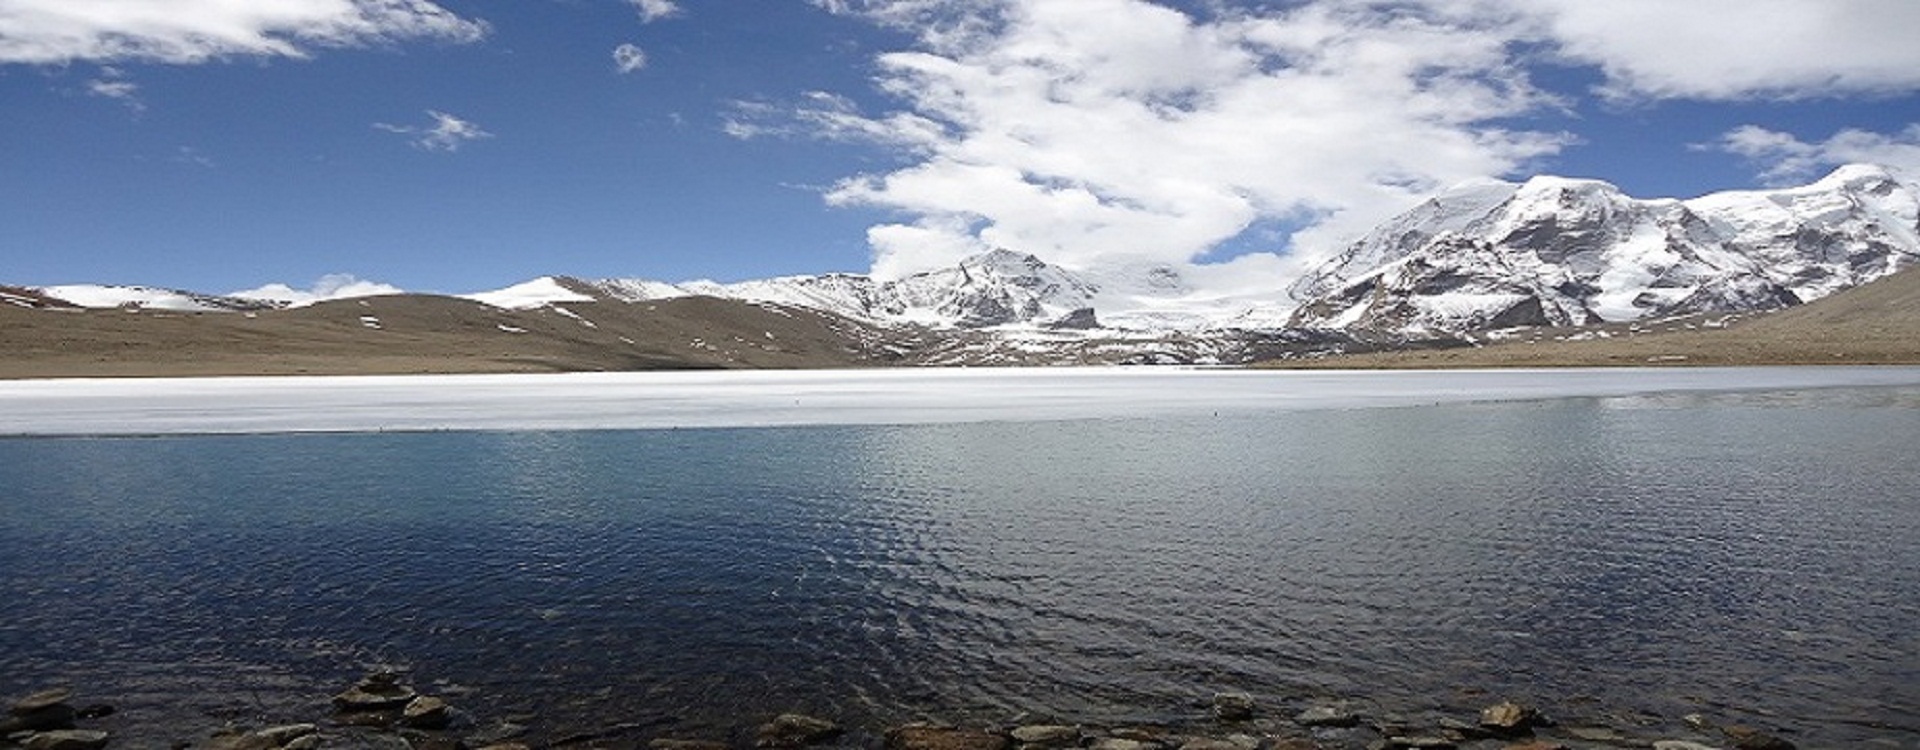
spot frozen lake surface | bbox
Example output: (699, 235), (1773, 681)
(5, 366), (1920, 435)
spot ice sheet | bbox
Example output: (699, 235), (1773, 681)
(3, 367), (1918, 436)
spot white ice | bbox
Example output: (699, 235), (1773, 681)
(2, 367), (1918, 437)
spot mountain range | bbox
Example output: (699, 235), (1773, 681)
(6, 163), (1917, 372)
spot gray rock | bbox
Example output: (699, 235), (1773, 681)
(10, 690), (73, 715)
(282, 736), (324, 750)
(332, 683), (417, 713)
(1293, 706), (1360, 728)
(1178, 739), (1241, 750)
(23, 729), (111, 750)
(1088, 739), (1159, 750)
(1009, 726), (1079, 746)
(756, 713), (841, 748)
(400, 696), (452, 730)
(1653, 742), (1724, 750)
(1213, 693), (1256, 721)
(1721, 727), (1795, 750)
(252, 724), (319, 747)
(1381, 737), (1454, 750)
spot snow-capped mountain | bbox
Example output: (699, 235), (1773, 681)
(1288, 164), (1920, 336)
(30, 284), (283, 312)
(559, 249), (1111, 329)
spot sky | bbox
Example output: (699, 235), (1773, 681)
(4, 0), (1920, 300)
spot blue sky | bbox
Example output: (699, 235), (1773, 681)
(4, 0), (1920, 298)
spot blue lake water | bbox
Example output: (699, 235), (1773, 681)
(2, 384), (1918, 747)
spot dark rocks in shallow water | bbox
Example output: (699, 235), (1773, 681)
(887, 725), (1009, 750)
(1378, 735), (1455, 749)
(3, 688), (79, 735)
(1293, 705), (1360, 728)
(756, 713), (842, 747)
(1009, 725), (1080, 747)
(21, 729), (111, 750)
(1212, 693), (1255, 721)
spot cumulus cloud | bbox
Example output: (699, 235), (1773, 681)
(1483, 0), (1920, 100)
(231, 274), (405, 307)
(628, 0), (682, 23)
(613, 43), (648, 73)
(787, 0), (1920, 285)
(0, 0), (486, 65)
(778, 0), (1565, 280)
(1716, 124), (1920, 184)
(374, 110), (492, 152)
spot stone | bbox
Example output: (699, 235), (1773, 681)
(1, 704), (77, 734)
(401, 696), (453, 730)
(1268, 741), (1322, 750)
(888, 726), (1009, 750)
(23, 730), (111, 750)
(1479, 702), (1535, 734)
(756, 713), (841, 747)
(1721, 727), (1795, 750)
(1502, 742), (1567, 750)
(1178, 739), (1241, 750)
(1293, 706), (1360, 728)
(1652, 742), (1722, 750)
(476, 745), (533, 750)
(650, 741), (731, 750)
(1010, 726), (1079, 746)
(1382, 737), (1455, 749)
(251, 724), (318, 747)
(1089, 739), (1159, 750)
(11, 690), (74, 715)
(1682, 715), (1714, 732)
(332, 682), (417, 712)
(1213, 693), (1256, 721)
(282, 737), (324, 750)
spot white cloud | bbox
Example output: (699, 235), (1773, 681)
(231, 274), (405, 307)
(85, 76), (142, 110)
(0, 0), (487, 65)
(1716, 124), (1920, 184)
(1480, 0), (1920, 100)
(612, 43), (648, 73)
(374, 110), (492, 152)
(771, 0), (1565, 280)
(628, 0), (682, 23)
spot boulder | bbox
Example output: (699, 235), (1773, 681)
(401, 696), (453, 730)
(756, 713), (841, 747)
(332, 674), (418, 713)
(1212, 693), (1255, 721)
(22, 730), (111, 750)
(888, 726), (1009, 750)
(1478, 702), (1535, 734)
(1009, 726), (1079, 746)
(0, 704), (77, 734)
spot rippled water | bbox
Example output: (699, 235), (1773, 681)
(3, 386), (1918, 747)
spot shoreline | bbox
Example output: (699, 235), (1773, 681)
(4, 673), (1830, 750)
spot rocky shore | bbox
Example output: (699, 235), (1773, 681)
(3, 675), (1811, 750)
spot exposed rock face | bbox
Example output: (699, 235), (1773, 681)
(1290, 164), (1920, 336)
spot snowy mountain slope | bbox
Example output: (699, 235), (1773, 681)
(1289, 164), (1920, 336)
(33, 284), (282, 312)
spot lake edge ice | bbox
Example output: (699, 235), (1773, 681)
(3, 366), (1919, 437)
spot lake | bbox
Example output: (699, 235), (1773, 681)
(2, 369), (1917, 748)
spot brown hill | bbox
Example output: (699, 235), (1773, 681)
(1267, 265), (1920, 368)
(0, 293), (898, 379)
